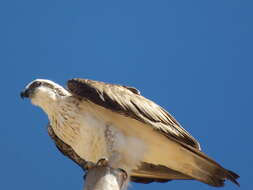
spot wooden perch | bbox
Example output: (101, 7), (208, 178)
(84, 164), (127, 190)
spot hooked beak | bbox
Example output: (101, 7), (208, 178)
(20, 89), (30, 99)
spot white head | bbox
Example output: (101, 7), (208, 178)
(21, 79), (70, 112)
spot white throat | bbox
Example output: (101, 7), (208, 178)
(31, 86), (70, 115)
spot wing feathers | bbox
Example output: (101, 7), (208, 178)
(66, 78), (239, 187)
(67, 78), (200, 149)
(169, 136), (240, 186)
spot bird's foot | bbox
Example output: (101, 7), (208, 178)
(116, 168), (128, 189)
(84, 161), (96, 170)
(83, 158), (109, 179)
(85, 158), (109, 170)
(117, 168), (128, 181)
(96, 158), (109, 167)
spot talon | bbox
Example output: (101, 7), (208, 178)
(117, 168), (128, 181)
(85, 161), (95, 170)
(96, 158), (109, 167)
(117, 168), (128, 188)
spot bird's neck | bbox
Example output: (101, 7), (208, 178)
(31, 87), (71, 116)
(35, 97), (60, 116)
(32, 96), (61, 117)
(36, 95), (79, 124)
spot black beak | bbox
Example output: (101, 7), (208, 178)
(20, 89), (29, 99)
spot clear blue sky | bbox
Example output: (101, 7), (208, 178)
(0, 0), (252, 189)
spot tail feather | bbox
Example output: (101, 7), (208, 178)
(131, 162), (192, 183)
(171, 139), (240, 186)
(138, 134), (240, 187)
(226, 170), (240, 186)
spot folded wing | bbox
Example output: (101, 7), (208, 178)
(66, 78), (239, 187)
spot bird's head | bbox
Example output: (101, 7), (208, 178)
(20, 79), (70, 109)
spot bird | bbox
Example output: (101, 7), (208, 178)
(20, 78), (239, 187)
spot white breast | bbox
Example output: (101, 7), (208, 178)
(49, 97), (147, 172)
(74, 113), (109, 162)
(49, 104), (108, 163)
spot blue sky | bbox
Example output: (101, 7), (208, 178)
(1, 0), (252, 189)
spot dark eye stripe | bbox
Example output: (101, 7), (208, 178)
(29, 81), (41, 89)
(29, 81), (66, 96)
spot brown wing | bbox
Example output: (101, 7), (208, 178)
(67, 78), (200, 150)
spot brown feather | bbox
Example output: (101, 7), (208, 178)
(67, 78), (201, 150)
(65, 78), (240, 187)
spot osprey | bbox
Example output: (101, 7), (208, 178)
(21, 78), (239, 187)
